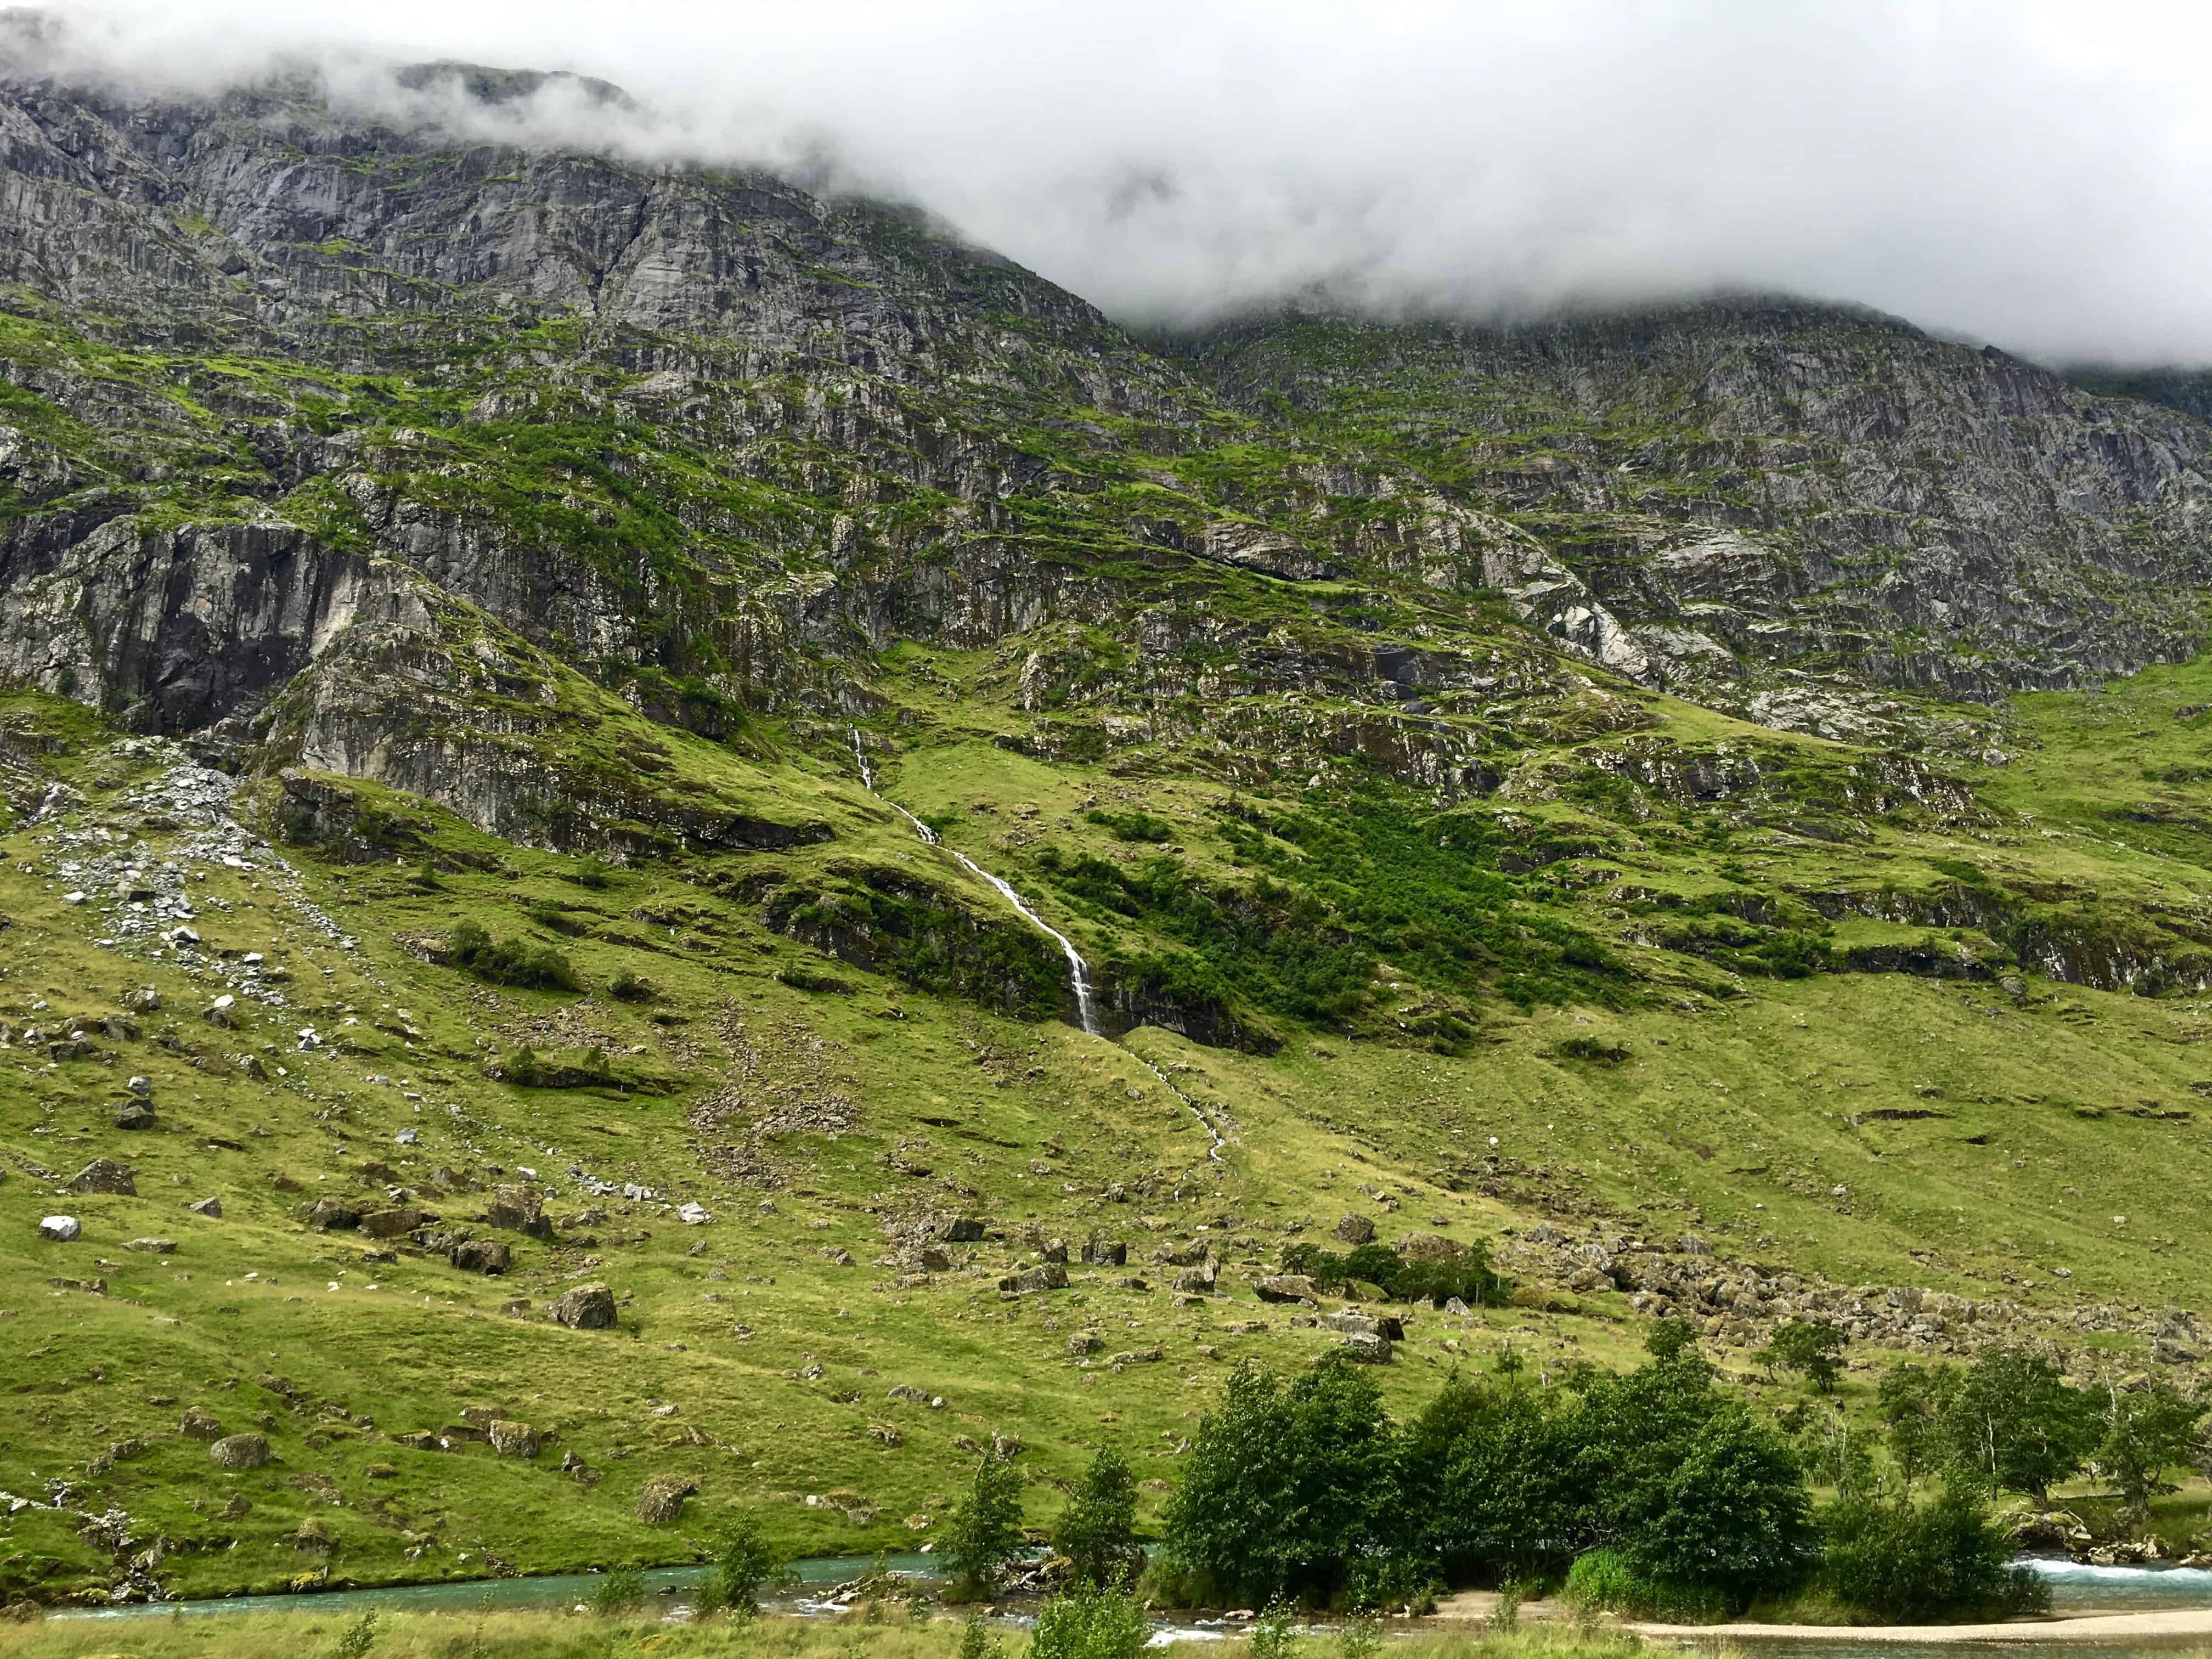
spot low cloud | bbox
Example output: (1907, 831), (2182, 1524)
(13, 0), (2212, 365)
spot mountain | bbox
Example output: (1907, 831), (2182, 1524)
(4, 58), (2212, 1606)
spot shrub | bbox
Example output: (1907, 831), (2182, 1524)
(1561, 1549), (1724, 1621)
(1029, 1583), (1148, 1659)
(943, 1455), (1027, 1598)
(1760, 1322), (1846, 1392)
(955, 1613), (1002, 1659)
(1279, 1239), (1507, 1308)
(1818, 1489), (2049, 1621)
(1055, 1444), (1141, 1587)
(607, 970), (656, 1003)
(1161, 1356), (1410, 1606)
(449, 919), (580, 992)
(569, 856), (617, 889)
(696, 1515), (782, 1617)
(330, 1610), (380, 1658)
(1086, 807), (1174, 844)
(591, 1566), (647, 1615)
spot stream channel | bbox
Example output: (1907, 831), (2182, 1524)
(48, 1558), (2212, 1652)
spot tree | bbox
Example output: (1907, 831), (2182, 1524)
(1876, 1364), (1949, 1488)
(1055, 1444), (1141, 1587)
(701, 1514), (782, 1616)
(1029, 1582), (1148, 1659)
(2092, 1379), (2203, 1527)
(1818, 1488), (2047, 1621)
(1760, 1322), (1846, 1392)
(1160, 1356), (1408, 1605)
(1645, 1318), (1700, 1365)
(943, 1455), (1027, 1596)
(1940, 1345), (2096, 1504)
(1616, 1404), (1815, 1609)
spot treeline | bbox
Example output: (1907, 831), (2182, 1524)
(1152, 1329), (2052, 1622)
(924, 1325), (2205, 1626)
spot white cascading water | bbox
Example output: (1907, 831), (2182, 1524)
(852, 730), (1222, 1156)
(853, 729), (1100, 1036)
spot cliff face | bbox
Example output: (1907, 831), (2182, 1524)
(0, 61), (2207, 833)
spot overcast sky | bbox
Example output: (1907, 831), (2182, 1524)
(26, 0), (2212, 365)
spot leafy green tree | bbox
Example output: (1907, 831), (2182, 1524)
(1876, 1364), (1949, 1488)
(1818, 1489), (2049, 1621)
(944, 1455), (1028, 1597)
(1644, 1318), (1700, 1365)
(1160, 1356), (1408, 1605)
(1055, 1444), (1141, 1587)
(2092, 1379), (2204, 1526)
(1029, 1582), (1148, 1659)
(1779, 1400), (1876, 1499)
(1616, 1403), (1815, 1609)
(700, 1514), (782, 1616)
(1939, 1345), (2096, 1504)
(1760, 1322), (1846, 1392)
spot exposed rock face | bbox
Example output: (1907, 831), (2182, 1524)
(0, 58), (2194, 847)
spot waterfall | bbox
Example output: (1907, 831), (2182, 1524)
(853, 729), (1099, 1036)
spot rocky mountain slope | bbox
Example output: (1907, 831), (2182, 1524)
(4, 54), (2212, 1606)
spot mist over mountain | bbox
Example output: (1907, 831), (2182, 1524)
(11, 0), (2212, 365)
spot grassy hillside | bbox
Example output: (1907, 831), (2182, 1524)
(8, 632), (2212, 1604)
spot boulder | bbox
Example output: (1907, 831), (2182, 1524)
(635, 1474), (698, 1523)
(1341, 1331), (1392, 1364)
(550, 1283), (618, 1329)
(301, 1198), (362, 1231)
(1395, 1232), (1465, 1263)
(70, 1158), (136, 1195)
(125, 1237), (177, 1254)
(944, 1217), (988, 1243)
(1110, 1346), (1164, 1367)
(483, 1186), (552, 1239)
(178, 1407), (225, 1441)
(1065, 1332), (1103, 1356)
(208, 1434), (271, 1470)
(449, 1238), (512, 1276)
(187, 1196), (223, 1217)
(37, 1215), (80, 1242)
(998, 1262), (1068, 1295)
(111, 1101), (157, 1130)
(359, 1206), (428, 1239)
(1082, 1238), (1127, 1267)
(1173, 1260), (1218, 1294)
(1331, 1214), (1376, 1245)
(488, 1420), (540, 1458)
(1254, 1274), (1318, 1304)
(916, 1246), (953, 1273)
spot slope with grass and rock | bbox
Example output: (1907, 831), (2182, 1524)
(3, 48), (2212, 1611)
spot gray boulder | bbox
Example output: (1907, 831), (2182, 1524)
(550, 1283), (617, 1329)
(208, 1434), (271, 1470)
(37, 1215), (80, 1242)
(70, 1159), (136, 1195)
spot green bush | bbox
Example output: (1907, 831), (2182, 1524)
(569, 856), (617, 889)
(591, 1566), (647, 1615)
(607, 969), (656, 1003)
(1054, 1444), (1141, 1587)
(1160, 1356), (1411, 1606)
(449, 919), (580, 991)
(696, 1515), (782, 1616)
(1561, 1549), (1725, 1621)
(1817, 1490), (2049, 1622)
(1086, 807), (1174, 843)
(943, 1455), (1027, 1598)
(1028, 1582), (1149, 1659)
(1280, 1239), (1506, 1308)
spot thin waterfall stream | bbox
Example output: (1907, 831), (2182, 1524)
(852, 730), (1224, 1158)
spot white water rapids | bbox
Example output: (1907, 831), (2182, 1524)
(850, 730), (1224, 1158)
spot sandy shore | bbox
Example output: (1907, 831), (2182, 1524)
(1434, 1589), (2212, 1643)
